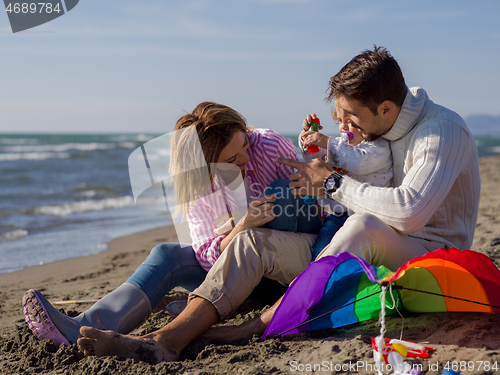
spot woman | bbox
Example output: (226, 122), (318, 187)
(23, 102), (322, 346)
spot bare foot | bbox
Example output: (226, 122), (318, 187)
(78, 327), (178, 364)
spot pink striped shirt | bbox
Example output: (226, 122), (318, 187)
(188, 128), (298, 271)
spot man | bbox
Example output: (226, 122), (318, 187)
(77, 46), (480, 363)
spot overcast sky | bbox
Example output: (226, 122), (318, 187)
(1, 0), (499, 135)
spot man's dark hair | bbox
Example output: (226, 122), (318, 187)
(327, 46), (407, 114)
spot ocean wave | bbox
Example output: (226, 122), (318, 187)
(1, 142), (116, 153)
(0, 152), (72, 161)
(118, 141), (140, 149)
(140, 147), (171, 160)
(111, 134), (155, 142)
(71, 183), (122, 194)
(78, 190), (98, 198)
(0, 138), (40, 145)
(0, 229), (29, 242)
(34, 196), (136, 216)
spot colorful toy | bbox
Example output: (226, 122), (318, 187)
(305, 118), (320, 153)
(303, 117), (321, 203)
(371, 338), (433, 361)
(303, 195), (317, 204)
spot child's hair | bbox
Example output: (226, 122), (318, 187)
(327, 46), (407, 114)
(330, 102), (341, 125)
(169, 102), (247, 219)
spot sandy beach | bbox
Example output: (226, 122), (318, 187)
(1, 155), (499, 375)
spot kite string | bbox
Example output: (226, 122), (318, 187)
(384, 283), (405, 340)
(374, 285), (387, 375)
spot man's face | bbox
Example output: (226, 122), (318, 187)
(336, 96), (390, 141)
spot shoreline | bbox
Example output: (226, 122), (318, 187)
(0, 225), (179, 336)
(0, 155), (499, 374)
(0, 218), (173, 275)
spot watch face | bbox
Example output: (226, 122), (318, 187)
(324, 173), (342, 194)
(325, 177), (337, 190)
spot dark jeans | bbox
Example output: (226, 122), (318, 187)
(262, 178), (322, 235)
(311, 212), (349, 260)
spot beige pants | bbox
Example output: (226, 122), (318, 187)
(190, 213), (445, 320)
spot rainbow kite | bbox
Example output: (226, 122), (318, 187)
(263, 248), (500, 339)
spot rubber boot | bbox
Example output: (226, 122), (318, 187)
(23, 282), (152, 346)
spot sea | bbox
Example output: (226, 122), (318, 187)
(1, 133), (499, 274)
(0, 133), (172, 274)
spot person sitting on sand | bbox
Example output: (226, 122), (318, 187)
(23, 101), (322, 346)
(74, 46), (480, 365)
(299, 109), (393, 260)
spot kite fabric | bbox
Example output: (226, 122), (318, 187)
(381, 248), (500, 314)
(262, 252), (401, 338)
(263, 248), (500, 339)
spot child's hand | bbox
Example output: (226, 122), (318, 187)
(302, 113), (323, 132)
(302, 131), (329, 150)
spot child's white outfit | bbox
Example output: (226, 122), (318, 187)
(299, 133), (393, 258)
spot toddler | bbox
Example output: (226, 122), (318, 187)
(300, 111), (393, 260)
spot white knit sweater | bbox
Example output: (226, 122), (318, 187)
(330, 87), (481, 250)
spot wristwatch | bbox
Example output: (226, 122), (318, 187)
(323, 172), (343, 197)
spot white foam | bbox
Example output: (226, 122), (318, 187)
(118, 141), (139, 149)
(111, 134), (155, 142)
(135, 134), (155, 142)
(0, 152), (72, 161)
(79, 190), (98, 198)
(1, 142), (115, 153)
(0, 229), (29, 242)
(142, 147), (171, 160)
(34, 196), (136, 216)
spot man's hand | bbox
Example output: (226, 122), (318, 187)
(276, 158), (333, 196)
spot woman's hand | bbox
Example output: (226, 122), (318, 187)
(218, 194), (276, 254)
(240, 194), (276, 229)
(301, 131), (329, 150)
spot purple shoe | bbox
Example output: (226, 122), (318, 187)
(23, 289), (71, 346)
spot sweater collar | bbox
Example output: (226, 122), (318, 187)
(383, 87), (427, 141)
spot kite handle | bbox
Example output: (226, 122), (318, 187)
(372, 338), (433, 361)
(385, 338), (433, 358)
